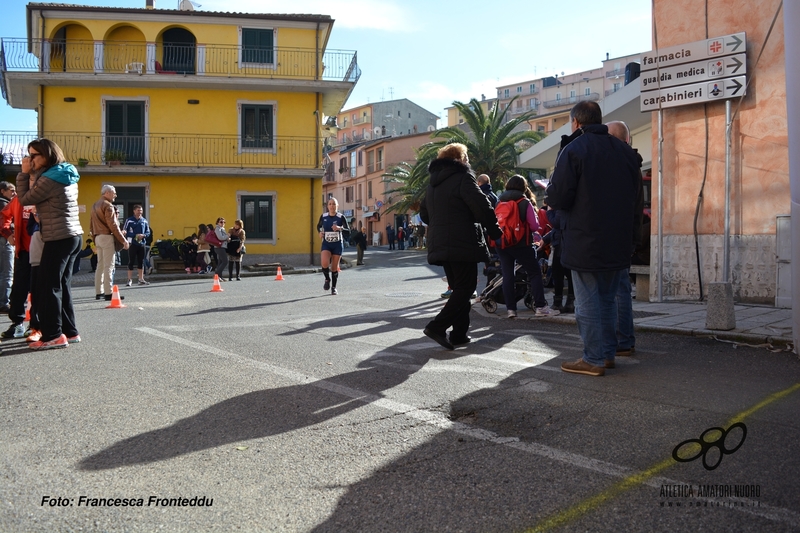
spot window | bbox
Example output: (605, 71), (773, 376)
(570, 90), (576, 98)
(339, 157), (348, 174)
(358, 150), (363, 166)
(556, 93), (561, 101)
(105, 99), (146, 164)
(367, 150), (375, 172)
(345, 186), (354, 203)
(342, 117), (348, 127)
(368, 180), (373, 199)
(350, 152), (356, 178)
(516, 86), (522, 93)
(241, 195), (274, 239)
(241, 103), (273, 149)
(529, 98), (536, 107)
(377, 148), (384, 170)
(537, 125), (545, 132)
(504, 89), (510, 98)
(529, 83), (536, 93)
(242, 28), (274, 64)
(585, 87), (591, 96)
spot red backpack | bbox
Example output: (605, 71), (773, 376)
(495, 198), (529, 249)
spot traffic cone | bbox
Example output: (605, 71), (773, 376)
(24, 294), (31, 321)
(105, 285), (127, 308)
(210, 274), (224, 292)
(275, 266), (285, 281)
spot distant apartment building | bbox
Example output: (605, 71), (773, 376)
(334, 99), (437, 147)
(444, 96), (498, 127)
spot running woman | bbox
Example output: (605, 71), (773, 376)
(316, 197), (349, 295)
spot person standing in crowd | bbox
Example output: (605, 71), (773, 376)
(386, 224), (396, 250)
(420, 143), (501, 350)
(541, 206), (574, 313)
(90, 185), (128, 301)
(0, 188), (34, 338)
(477, 174), (498, 207)
(0, 182), (16, 313)
(606, 120), (644, 360)
(316, 197), (349, 294)
(16, 139), (84, 349)
(122, 204), (151, 286)
(496, 175), (558, 319)
(226, 219), (246, 281)
(211, 217), (229, 280)
(351, 223), (367, 266)
(397, 225), (405, 250)
(547, 102), (641, 376)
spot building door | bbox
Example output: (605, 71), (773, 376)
(162, 28), (196, 74)
(106, 101), (145, 165)
(114, 186), (148, 265)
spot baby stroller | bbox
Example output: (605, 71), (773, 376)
(479, 263), (534, 314)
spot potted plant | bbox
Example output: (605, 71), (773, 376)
(104, 149), (126, 166)
(77, 158), (89, 168)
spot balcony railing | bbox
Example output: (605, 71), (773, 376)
(0, 131), (322, 169)
(606, 69), (624, 78)
(509, 104), (538, 116)
(352, 115), (370, 125)
(542, 92), (600, 109)
(0, 38), (360, 82)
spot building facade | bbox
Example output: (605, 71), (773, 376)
(334, 99), (437, 147)
(0, 2), (359, 265)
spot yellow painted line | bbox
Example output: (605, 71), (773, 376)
(525, 381), (800, 533)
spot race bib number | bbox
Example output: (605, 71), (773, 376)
(324, 231), (341, 243)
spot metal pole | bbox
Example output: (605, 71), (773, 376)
(657, 109), (663, 301)
(724, 99), (731, 282)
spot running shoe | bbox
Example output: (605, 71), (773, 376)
(324, 279), (331, 291)
(535, 305), (560, 317)
(331, 288), (338, 295)
(1, 324), (25, 339)
(126, 279), (133, 287)
(26, 330), (42, 343)
(29, 334), (68, 351)
(138, 279), (150, 285)
(67, 334), (82, 344)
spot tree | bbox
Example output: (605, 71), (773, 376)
(383, 97), (543, 214)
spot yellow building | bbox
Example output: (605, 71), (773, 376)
(0, 2), (359, 265)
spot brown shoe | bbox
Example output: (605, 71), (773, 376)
(561, 358), (605, 376)
(605, 360), (615, 369)
(616, 346), (635, 356)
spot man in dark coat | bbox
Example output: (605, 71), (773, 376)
(546, 101), (641, 376)
(420, 143), (501, 350)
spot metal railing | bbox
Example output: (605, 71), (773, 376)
(0, 38), (359, 83)
(0, 131), (323, 169)
(542, 92), (600, 109)
(606, 69), (624, 78)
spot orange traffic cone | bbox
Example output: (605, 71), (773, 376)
(24, 294), (31, 321)
(105, 285), (127, 308)
(210, 274), (224, 292)
(275, 266), (285, 281)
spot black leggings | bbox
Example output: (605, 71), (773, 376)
(127, 244), (146, 270)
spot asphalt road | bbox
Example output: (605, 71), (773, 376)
(1, 249), (799, 533)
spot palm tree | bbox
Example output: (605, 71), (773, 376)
(382, 97), (543, 214)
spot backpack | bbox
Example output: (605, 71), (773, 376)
(495, 198), (529, 249)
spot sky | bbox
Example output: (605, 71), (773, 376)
(0, 0), (652, 131)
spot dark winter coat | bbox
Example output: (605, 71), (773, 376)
(420, 158), (501, 266)
(546, 123), (641, 272)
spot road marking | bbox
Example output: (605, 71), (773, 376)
(137, 327), (800, 528)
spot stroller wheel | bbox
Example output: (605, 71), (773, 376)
(482, 299), (498, 314)
(524, 293), (534, 310)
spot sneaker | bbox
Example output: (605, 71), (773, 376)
(323, 279), (331, 291)
(236, 277), (241, 281)
(535, 305), (560, 317)
(561, 358), (605, 377)
(185, 267), (191, 272)
(96, 294), (104, 300)
(440, 289), (452, 299)
(138, 279), (150, 285)
(67, 334), (82, 344)
(331, 288), (338, 295)
(29, 334), (69, 351)
(1, 324), (25, 339)
(507, 310), (517, 319)
(616, 346), (635, 356)
(423, 327), (454, 350)
(126, 279), (133, 287)
(23, 327), (33, 337)
(26, 330), (42, 343)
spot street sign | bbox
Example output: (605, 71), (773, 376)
(640, 32), (746, 71)
(640, 75), (746, 111)
(640, 53), (746, 91)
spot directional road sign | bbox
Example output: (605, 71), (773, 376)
(640, 32), (746, 72)
(640, 75), (746, 112)
(640, 53), (746, 91)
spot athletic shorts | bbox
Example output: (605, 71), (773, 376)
(321, 241), (343, 256)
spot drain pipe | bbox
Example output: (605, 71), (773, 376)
(784, 0), (800, 352)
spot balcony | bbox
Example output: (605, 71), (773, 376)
(0, 38), (360, 115)
(0, 131), (324, 174)
(353, 115), (371, 125)
(509, 104), (538, 116)
(541, 92), (600, 109)
(606, 69), (624, 79)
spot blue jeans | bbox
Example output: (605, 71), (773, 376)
(571, 269), (626, 367)
(616, 269), (635, 350)
(0, 237), (14, 307)
(498, 245), (546, 310)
